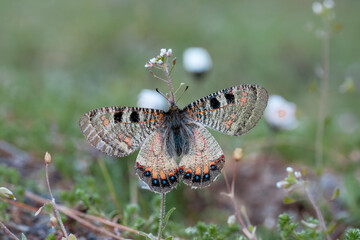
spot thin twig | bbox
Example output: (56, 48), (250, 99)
(157, 193), (166, 240)
(24, 191), (147, 238)
(0, 220), (20, 240)
(45, 162), (68, 238)
(304, 185), (331, 240)
(223, 164), (255, 240)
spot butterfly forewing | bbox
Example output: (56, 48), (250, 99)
(184, 85), (268, 136)
(135, 128), (179, 193)
(179, 124), (225, 188)
(79, 106), (164, 157)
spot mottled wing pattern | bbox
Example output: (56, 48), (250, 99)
(135, 128), (179, 193)
(79, 107), (164, 157)
(184, 85), (268, 136)
(179, 124), (225, 188)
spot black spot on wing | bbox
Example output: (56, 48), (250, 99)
(114, 112), (123, 123)
(225, 93), (235, 104)
(130, 112), (140, 123)
(210, 97), (220, 109)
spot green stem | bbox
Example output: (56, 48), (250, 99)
(97, 158), (122, 216)
(157, 193), (166, 240)
(315, 16), (330, 171)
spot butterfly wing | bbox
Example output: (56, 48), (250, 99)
(79, 107), (165, 157)
(184, 85), (268, 136)
(179, 124), (225, 188)
(135, 127), (179, 193)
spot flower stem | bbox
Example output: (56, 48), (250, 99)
(315, 16), (330, 170)
(304, 184), (331, 240)
(157, 193), (166, 240)
(0, 221), (20, 240)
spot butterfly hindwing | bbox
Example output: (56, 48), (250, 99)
(135, 128), (179, 193)
(184, 85), (268, 136)
(179, 124), (225, 188)
(79, 107), (164, 157)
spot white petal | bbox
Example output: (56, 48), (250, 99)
(183, 47), (212, 73)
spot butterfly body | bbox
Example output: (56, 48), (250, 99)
(80, 85), (268, 193)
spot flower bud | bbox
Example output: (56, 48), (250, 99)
(44, 152), (52, 164)
(233, 148), (243, 162)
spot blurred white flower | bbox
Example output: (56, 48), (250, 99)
(183, 47), (212, 75)
(167, 48), (172, 57)
(264, 95), (298, 130)
(323, 0), (334, 9)
(294, 171), (302, 179)
(227, 215), (236, 225)
(149, 57), (156, 64)
(312, 2), (323, 15)
(286, 167), (294, 173)
(137, 89), (168, 111)
(160, 48), (167, 57)
(0, 187), (16, 200)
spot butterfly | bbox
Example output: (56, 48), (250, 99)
(79, 85), (268, 194)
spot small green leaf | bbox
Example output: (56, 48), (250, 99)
(331, 188), (340, 201)
(301, 220), (318, 229)
(283, 196), (296, 204)
(21, 233), (27, 240)
(68, 234), (77, 240)
(161, 207), (176, 231)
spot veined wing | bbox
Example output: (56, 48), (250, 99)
(79, 106), (164, 157)
(184, 85), (268, 136)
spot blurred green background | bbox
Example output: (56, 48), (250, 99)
(0, 0), (359, 239)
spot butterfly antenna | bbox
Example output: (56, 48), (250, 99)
(156, 88), (172, 104)
(175, 85), (189, 104)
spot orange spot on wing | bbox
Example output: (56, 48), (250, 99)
(103, 120), (109, 126)
(240, 97), (247, 103)
(145, 168), (151, 172)
(124, 137), (131, 143)
(195, 167), (201, 175)
(160, 171), (166, 179)
(101, 116), (105, 120)
(203, 166), (209, 174)
(186, 169), (192, 173)
(152, 172), (158, 179)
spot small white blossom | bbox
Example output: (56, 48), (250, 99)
(227, 215), (236, 225)
(0, 187), (16, 200)
(137, 89), (168, 111)
(323, 0), (334, 9)
(183, 47), (212, 74)
(286, 167), (294, 173)
(145, 62), (152, 68)
(312, 2), (323, 15)
(294, 171), (302, 179)
(276, 181), (287, 188)
(167, 49), (172, 57)
(157, 59), (163, 65)
(264, 95), (298, 130)
(149, 57), (156, 64)
(160, 48), (167, 57)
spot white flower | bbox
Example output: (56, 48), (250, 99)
(294, 171), (302, 179)
(286, 167), (294, 173)
(264, 95), (298, 130)
(149, 58), (156, 64)
(276, 180), (287, 188)
(157, 59), (163, 65)
(312, 2), (323, 15)
(323, 0), (334, 9)
(144, 62), (152, 68)
(137, 89), (168, 111)
(0, 187), (16, 200)
(160, 48), (167, 57)
(183, 47), (212, 74)
(167, 49), (172, 57)
(227, 215), (236, 225)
